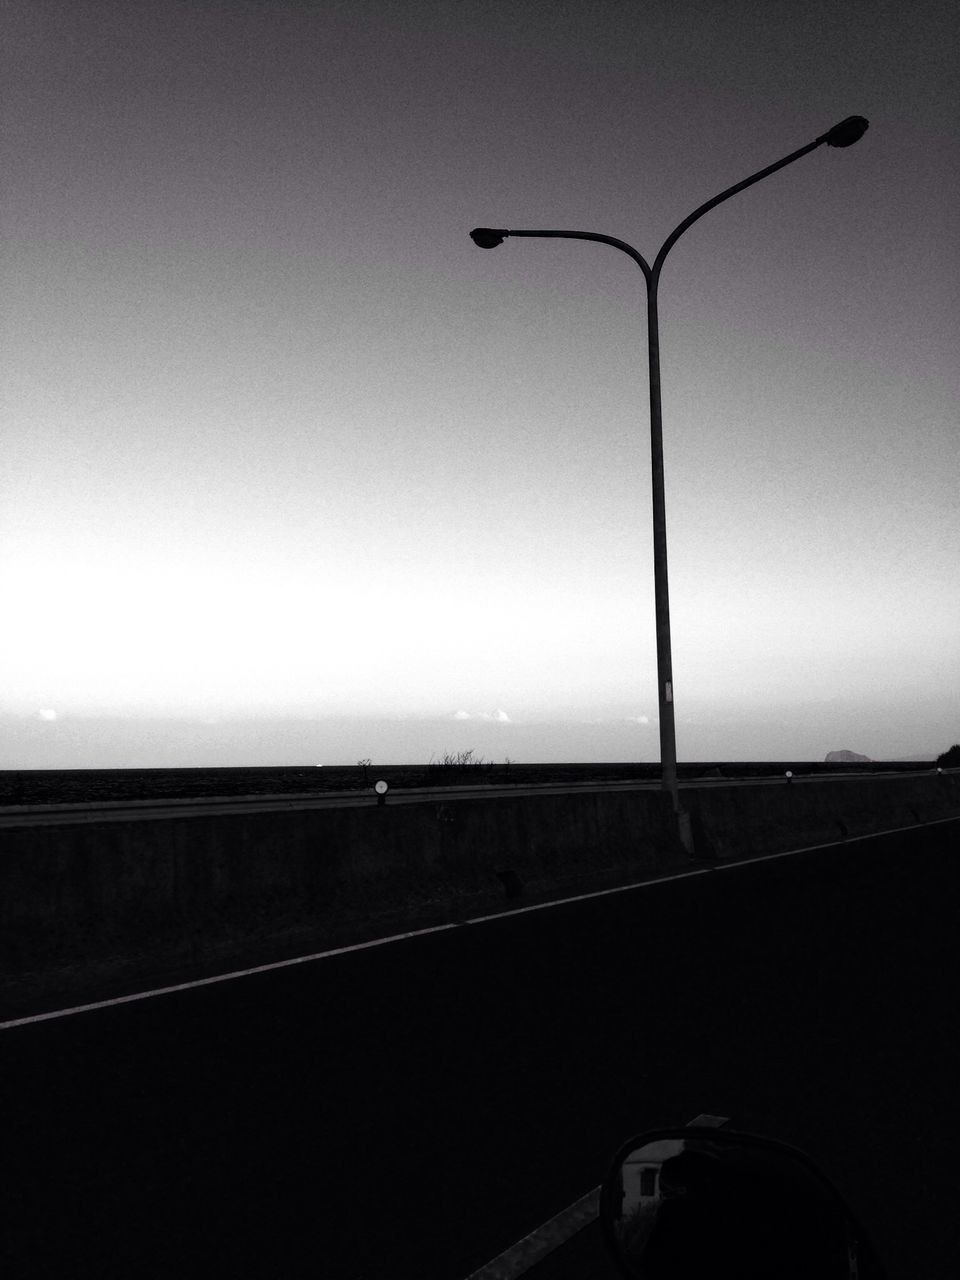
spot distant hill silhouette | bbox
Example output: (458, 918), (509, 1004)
(825, 749), (872, 763)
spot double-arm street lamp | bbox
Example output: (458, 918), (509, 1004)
(470, 116), (868, 841)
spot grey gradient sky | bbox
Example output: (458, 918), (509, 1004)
(3, 0), (958, 767)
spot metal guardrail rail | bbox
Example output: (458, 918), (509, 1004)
(0, 768), (954, 828)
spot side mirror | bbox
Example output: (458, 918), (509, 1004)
(600, 1126), (884, 1278)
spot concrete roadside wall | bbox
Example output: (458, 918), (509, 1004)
(2, 771), (958, 1009)
(1, 787), (685, 1002)
(687, 771), (960, 860)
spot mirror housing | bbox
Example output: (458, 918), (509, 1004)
(600, 1126), (885, 1278)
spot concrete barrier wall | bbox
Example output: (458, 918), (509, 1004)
(2, 771), (958, 1009)
(1, 788), (685, 1001)
(687, 771), (960, 860)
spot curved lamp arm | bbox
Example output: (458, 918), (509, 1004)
(471, 227), (652, 281)
(652, 136), (822, 281)
(469, 116), (868, 288)
(469, 134), (824, 286)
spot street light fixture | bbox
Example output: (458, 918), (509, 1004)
(469, 228), (507, 249)
(469, 117), (868, 848)
(822, 116), (869, 147)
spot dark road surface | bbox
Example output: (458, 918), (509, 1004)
(3, 819), (959, 1279)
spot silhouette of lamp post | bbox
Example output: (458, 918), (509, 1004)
(469, 116), (868, 846)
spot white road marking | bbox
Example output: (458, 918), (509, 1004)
(0, 867), (710, 1031)
(710, 811), (960, 869)
(2, 814), (956, 1033)
(463, 1187), (601, 1280)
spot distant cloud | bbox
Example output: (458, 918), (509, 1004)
(625, 715), (650, 725)
(452, 709), (512, 723)
(38, 708), (58, 721)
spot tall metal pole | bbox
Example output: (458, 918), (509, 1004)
(469, 117), (868, 849)
(645, 270), (679, 807)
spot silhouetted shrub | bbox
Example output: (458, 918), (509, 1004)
(427, 749), (497, 781)
(935, 743), (960, 767)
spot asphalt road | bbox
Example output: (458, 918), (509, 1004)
(3, 819), (958, 1279)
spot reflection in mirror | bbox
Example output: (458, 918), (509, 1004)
(604, 1131), (857, 1278)
(613, 1139), (685, 1257)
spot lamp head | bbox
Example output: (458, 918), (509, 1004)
(822, 116), (869, 147)
(470, 227), (507, 249)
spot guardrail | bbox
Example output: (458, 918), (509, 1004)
(2, 766), (955, 828)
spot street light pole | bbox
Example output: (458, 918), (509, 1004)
(645, 256), (677, 802)
(469, 117), (868, 842)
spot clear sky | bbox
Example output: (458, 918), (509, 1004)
(3, 0), (958, 767)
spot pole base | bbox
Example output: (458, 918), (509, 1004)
(676, 806), (696, 857)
